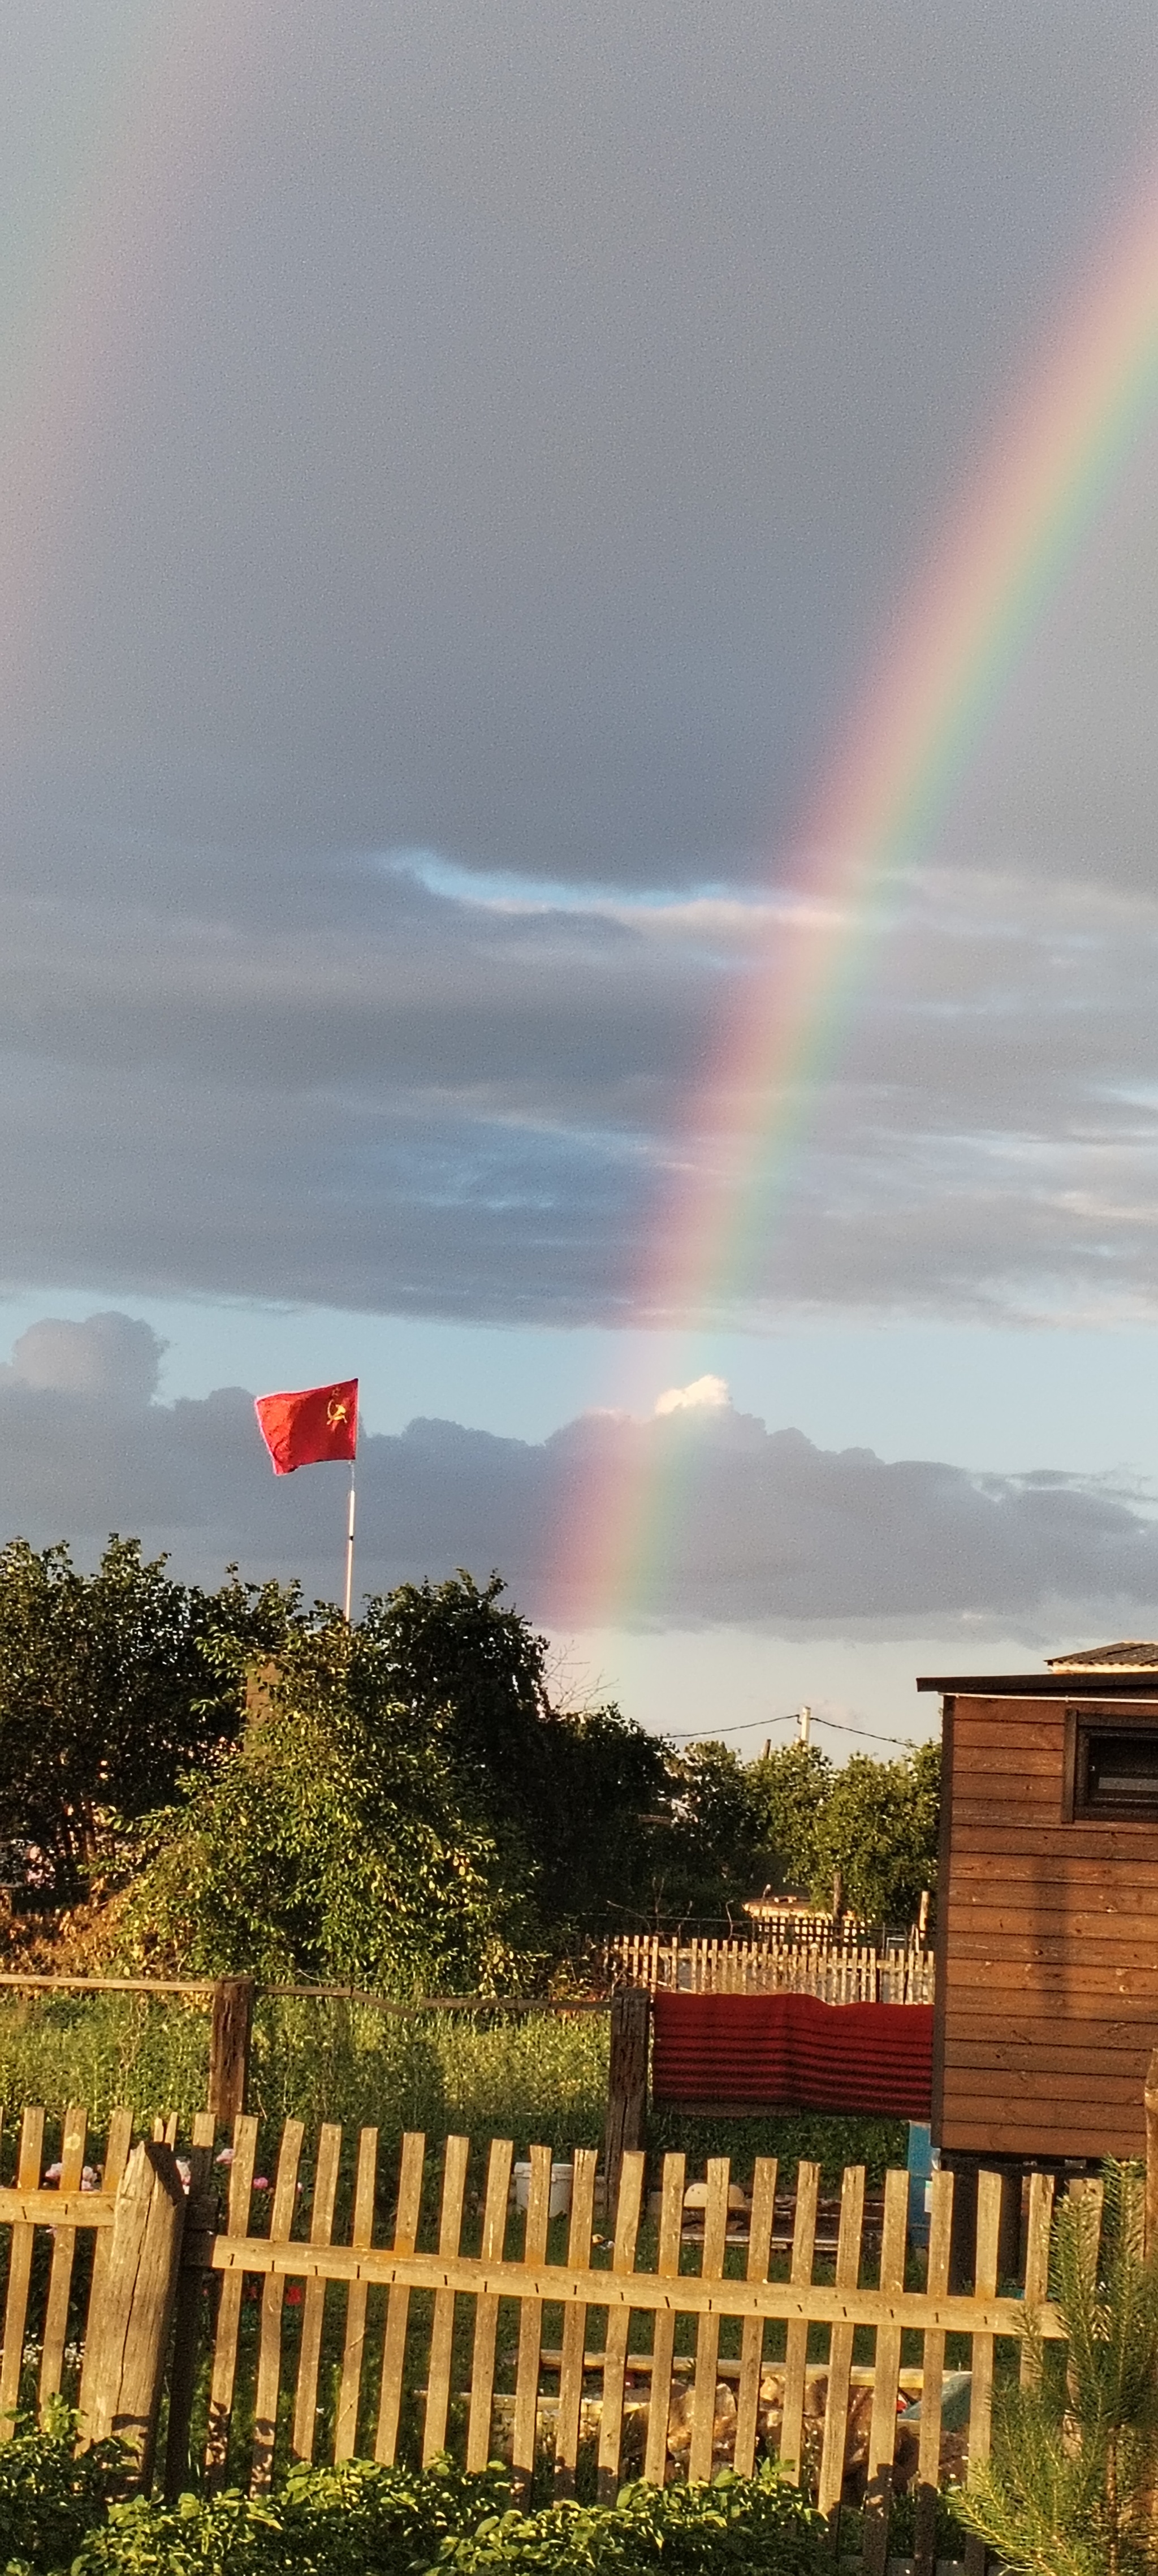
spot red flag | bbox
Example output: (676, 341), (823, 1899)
(254, 1379), (358, 1475)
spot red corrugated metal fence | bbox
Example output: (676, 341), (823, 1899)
(651, 1988), (934, 2117)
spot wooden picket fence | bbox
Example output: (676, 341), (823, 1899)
(0, 2103), (1065, 2570)
(605, 1931), (935, 2004)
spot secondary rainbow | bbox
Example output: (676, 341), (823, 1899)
(0, 2), (253, 717)
(558, 165), (1158, 1630)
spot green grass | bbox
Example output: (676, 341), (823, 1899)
(0, 1991), (904, 2188)
(247, 1997), (613, 2152)
(647, 2106), (907, 2187)
(0, 1994), (611, 2155)
(0, 1990), (211, 2128)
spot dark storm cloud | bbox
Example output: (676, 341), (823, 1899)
(2, 6), (1158, 1327)
(1, 857), (1157, 1323)
(13, 0), (1157, 878)
(5, 1314), (1158, 1638)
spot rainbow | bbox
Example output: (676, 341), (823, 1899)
(3, 33), (1157, 1638)
(558, 163), (1158, 1629)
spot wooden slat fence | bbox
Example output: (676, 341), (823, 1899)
(0, 2104), (1062, 2563)
(606, 1931), (935, 2002)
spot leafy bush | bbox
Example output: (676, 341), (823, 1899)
(422, 2465), (824, 2576)
(647, 2103), (906, 2187)
(0, 2425), (823, 2576)
(119, 1616), (537, 1995)
(0, 2400), (124, 2574)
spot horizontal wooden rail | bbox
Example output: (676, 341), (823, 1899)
(0, 1971), (607, 2010)
(199, 2232), (1062, 2335)
(0, 1973), (219, 1994)
(259, 1988), (610, 2009)
(0, 2188), (115, 2225)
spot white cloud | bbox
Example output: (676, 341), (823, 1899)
(654, 1375), (732, 1416)
(3, 1314), (162, 1405)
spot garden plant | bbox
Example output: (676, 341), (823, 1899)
(958, 2159), (1158, 2576)
(0, 2412), (826, 2576)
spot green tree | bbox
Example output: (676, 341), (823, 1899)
(509, 1699), (671, 1942)
(810, 1740), (940, 1923)
(0, 1538), (293, 1900)
(364, 1571), (552, 1773)
(746, 1742), (834, 1896)
(361, 1572), (669, 1945)
(644, 1742), (774, 1925)
(120, 1611), (533, 1993)
(960, 2161), (1158, 2576)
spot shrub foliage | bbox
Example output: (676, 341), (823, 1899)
(0, 2422), (824, 2576)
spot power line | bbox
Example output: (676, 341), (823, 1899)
(663, 1713), (798, 1741)
(664, 1710), (919, 1751)
(809, 1714), (916, 1751)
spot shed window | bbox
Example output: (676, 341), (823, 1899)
(1070, 1717), (1158, 1819)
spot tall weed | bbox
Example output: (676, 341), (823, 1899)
(0, 1992), (900, 2182)
(0, 1992), (210, 2128)
(0, 1994), (608, 2154)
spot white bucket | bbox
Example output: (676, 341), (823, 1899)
(512, 2159), (573, 2219)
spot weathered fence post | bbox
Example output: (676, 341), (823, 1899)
(208, 1975), (253, 2124)
(604, 1984), (649, 2220)
(1144, 2046), (1158, 2255)
(77, 2139), (188, 2487)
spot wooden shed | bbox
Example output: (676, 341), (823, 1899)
(919, 1645), (1158, 2174)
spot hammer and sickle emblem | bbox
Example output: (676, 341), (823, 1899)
(327, 1396), (349, 1427)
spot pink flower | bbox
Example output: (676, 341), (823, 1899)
(253, 2176), (270, 2191)
(44, 2161), (63, 2182)
(80, 2167), (100, 2191)
(215, 2147), (235, 2165)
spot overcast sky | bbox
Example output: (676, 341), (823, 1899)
(2, 5), (1157, 1744)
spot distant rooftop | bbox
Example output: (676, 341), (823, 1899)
(1045, 1642), (1158, 1671)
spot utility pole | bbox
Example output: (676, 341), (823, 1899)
(797, 1703), (811, 1746)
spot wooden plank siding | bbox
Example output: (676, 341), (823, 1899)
(935, 1689), (1158, 2159)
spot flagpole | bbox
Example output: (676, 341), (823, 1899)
(343, 1461), (357, 1622)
